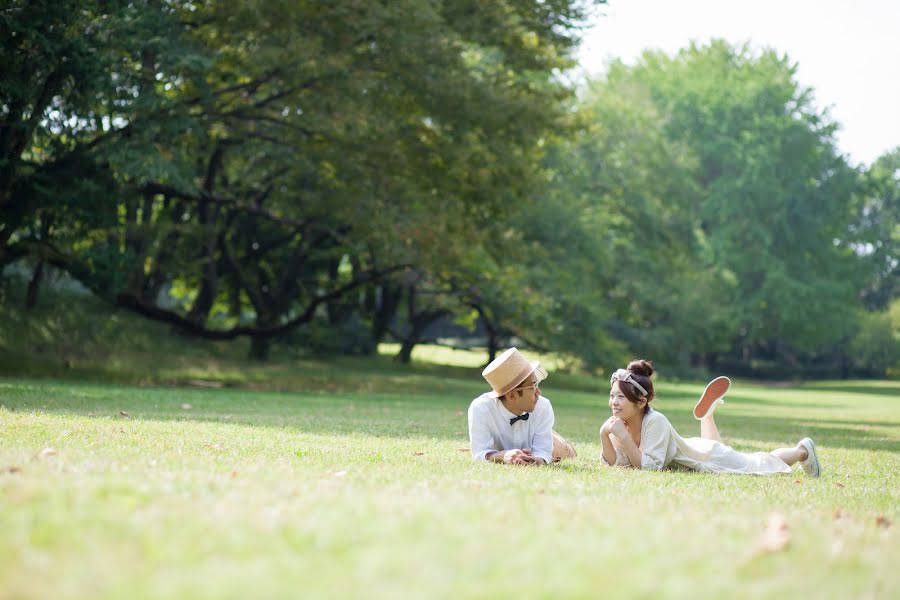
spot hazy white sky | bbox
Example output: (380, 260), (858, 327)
(577, 0), (900, 166)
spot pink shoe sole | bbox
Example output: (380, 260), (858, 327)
(693, 376), (731, 420)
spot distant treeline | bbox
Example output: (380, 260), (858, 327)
(1, 1), (897, 377)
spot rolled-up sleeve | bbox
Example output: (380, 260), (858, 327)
(639, 415), (670, 471)
(529, 399), (554, 464)
(468, 400), (496, 461)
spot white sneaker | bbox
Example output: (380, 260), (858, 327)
(798, 437), (821, 478)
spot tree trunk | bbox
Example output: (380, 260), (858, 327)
(372, 283), (401, 345)
(25, 259), (44, 309)
(395, 309), (449, 364)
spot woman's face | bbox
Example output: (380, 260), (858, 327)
(609, 381), (643, 420)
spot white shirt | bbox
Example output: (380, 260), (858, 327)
(467, 393), (554, 464)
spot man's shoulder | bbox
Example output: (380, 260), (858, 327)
(468, 393), (496, 412)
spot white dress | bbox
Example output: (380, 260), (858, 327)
(605, 409), (791, 474)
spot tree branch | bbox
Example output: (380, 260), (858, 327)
(115, 264), (409, 340)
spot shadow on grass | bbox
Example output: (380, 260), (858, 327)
(3, 378), (898, 454)
(796, 383), (900, 397)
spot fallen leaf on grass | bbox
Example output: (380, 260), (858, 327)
(4, 466), (22, 474)
(757, 513), (791, 553)
(38, 447), (57, 458)
(455, 410), (463, 417)
(180, 403), (193, 410)
(875, 516), (893, 529)
(119, 410), (130, 418)
(231, 471), (238, 479)
(833, 508), (849, 521)
(793, 479), (802, 485)
(413, 452), (425, 456)
(834, 481), (845, 488)
(457, 448), (469, 453)
(203, 443), (223, 451)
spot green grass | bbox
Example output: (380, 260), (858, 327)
(2, 370), (899, 599)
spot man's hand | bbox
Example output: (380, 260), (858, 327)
(501, 449), (538, 465)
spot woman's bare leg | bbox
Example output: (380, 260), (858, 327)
(700, 413), (721, 442)
(771, 442), (808, 466)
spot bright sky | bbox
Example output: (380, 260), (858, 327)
(576, 0), (900, 167)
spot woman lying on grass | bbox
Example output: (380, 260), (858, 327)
(599, 359), (821, 476)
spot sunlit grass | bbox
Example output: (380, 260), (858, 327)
(2, 373), (898, 599)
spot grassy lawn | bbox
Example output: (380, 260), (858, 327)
(2, 363), (899, 599)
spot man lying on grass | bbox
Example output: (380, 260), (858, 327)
(468, 347), (577, 464)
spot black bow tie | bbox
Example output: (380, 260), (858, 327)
(509, 413), (530, 425)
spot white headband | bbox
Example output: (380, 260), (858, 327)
(610, 369), (649, 397)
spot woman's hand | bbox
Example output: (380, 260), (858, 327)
(608, 417), (628, 438)
(600, 416), (616, 436)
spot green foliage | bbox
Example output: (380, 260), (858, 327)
(532, 40), (882, 374)
(3, 7), (894, 377)
(850, 299), (900, 377)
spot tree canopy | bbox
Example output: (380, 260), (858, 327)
(2, 3), (896, 377)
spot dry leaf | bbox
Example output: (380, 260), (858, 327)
(875, 516), (893, 529)
(455, 410), (463, 417)
(834, 481), (845, 488)
(793, 479), (802, 485)
(231, 471), (238, 478)
(757, 513), (791, 553)
(833, 508), (849, 520)
(457, 448), (469, 452)
(39, 447), (57, 458)
(414, 452), (425, 456)
(180, 403), (193, 410)
(4, 466), (22, 474)
(203, 443), (222, 450)
(119, 410), (130, 418)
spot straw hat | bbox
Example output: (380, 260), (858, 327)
(482, 347), (548, 398)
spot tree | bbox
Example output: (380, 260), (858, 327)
(3, 0), (601, 359)
(590, 42), (866, 370)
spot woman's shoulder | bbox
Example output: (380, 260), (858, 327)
(644, 409), (672, 427)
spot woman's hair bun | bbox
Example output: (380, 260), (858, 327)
(627, 359), (654, 378)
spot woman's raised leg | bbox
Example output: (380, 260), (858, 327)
(700, 413), (722, 442)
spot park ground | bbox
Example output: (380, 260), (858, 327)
(1, 337), (899, 599)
